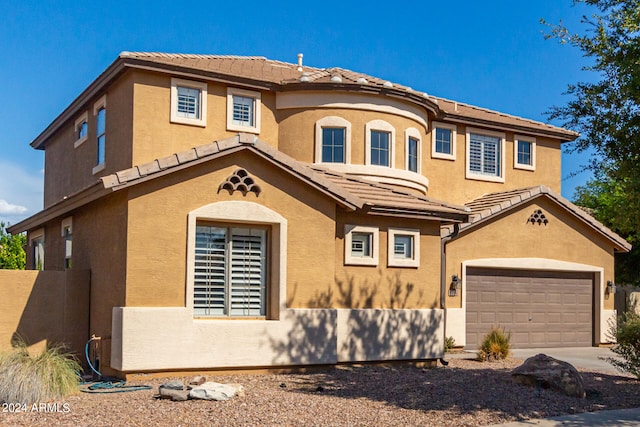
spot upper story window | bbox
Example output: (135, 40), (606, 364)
(466, 127), (505, 183)
(92, 95), (107, 175)
(514, 135), (536, 171)
(365, 120), (395, 167)
(344, 225), (379, 266)
(431, 122), (457, 161)
(74, 112), (88, 148)
(322, 128), (345, 162)
(315, 116), (352, 164)
(226, 87), (261, 134)
(170, 78), (207, 127)
(405, 128), (421, 173)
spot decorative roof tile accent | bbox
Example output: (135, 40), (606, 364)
(218, 168), (262, 196)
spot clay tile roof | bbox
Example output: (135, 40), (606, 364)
(442, 186), (631, 252)
(117, 52), (577, 140)
(100, 134), (468, 222)
(312, 168), (469, 220)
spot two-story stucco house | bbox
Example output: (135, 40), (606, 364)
(8, 52), (630, 378)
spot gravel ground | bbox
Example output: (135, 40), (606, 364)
(2, 357), (640, 427)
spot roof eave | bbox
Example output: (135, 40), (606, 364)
(6, 181), (108, 234)
(441, 114), (579, 141)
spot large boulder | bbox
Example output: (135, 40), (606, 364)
(512, 353), (586, 398)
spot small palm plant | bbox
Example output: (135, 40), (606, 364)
(477, 327), (511, 361)
(0, 341), (80, 404)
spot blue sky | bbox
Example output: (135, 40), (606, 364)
(0, 0), (597, 226)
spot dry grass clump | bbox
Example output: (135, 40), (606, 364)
(477, 326), (511, 361)
(0, 342), (80, 404)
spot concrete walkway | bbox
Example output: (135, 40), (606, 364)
(488, 408), (640, 426)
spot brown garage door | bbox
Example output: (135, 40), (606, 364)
(465, 268), (593, 349)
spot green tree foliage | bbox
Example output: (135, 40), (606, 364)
(0, 222), (26, 270)
(543, 0), (639, 284)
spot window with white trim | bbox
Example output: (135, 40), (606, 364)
(61, 217), (72, 269)
(387, 228), (420, 267)
(514, 135), (536, 171)
(431, 122), (457, 160)
(226, 88), (261, 133)
(466, 128), (505, 183)
(366, 120), (395, 167)
(74, 112), (88, 148)
(92, 95), (107, 174)
(405, 128), (421, 173)
(30, 228), (45, 271)
(170, 78), (207, 127)
(345, 225), (379, 266)
(194, 224), (267, 317)
(315, 116), (351, 163)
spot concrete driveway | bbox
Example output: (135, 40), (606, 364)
(510, 347), (626, 375)
(447, 346), (628, 375)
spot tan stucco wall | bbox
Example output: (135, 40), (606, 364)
(276, 100), (563, 205)
(445, 197), (616, 311)
(326, 213), (442, 310)
(130, 70), (279, 166)
(426, 127), (562, 204)
(44, 73), (134, 208)
(0, 269), (90, 360)
(124, 150), (337, 308)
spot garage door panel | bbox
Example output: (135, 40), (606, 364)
(466, 268), (593, 349)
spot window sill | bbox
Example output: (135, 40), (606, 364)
(74, 136), (87, 149)
(431, 151), (456, 161)
(226, 123), (260, 134)
(92, 163), (106, 175)
(465, 172), (505, 183)
(514, 163), (536, 171)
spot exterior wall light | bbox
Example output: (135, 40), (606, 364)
(449, 274), (461, 296)
(607, 280), (616, 295)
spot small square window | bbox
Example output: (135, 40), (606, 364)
(345, 225), (379, 266)
(232, 95), (255, 127)
(514, 135), (536, 171)
(388, 228), (420, 267)
(351, 232), (372, 257)
(227, 88), (261, 134)
(171, 78), (207, 127)
(431, 122), (457, 160)
(177, 86), (201, 119)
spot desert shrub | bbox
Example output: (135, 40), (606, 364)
(477, 327), (511, 361)
(0, 342), (80, 404)
(606, 310), (640, 378)
(444, 336), (456, 352)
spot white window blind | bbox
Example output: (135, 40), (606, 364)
(232, 95), (255, 127)
(469, 133), (500, 176)
(194, 225), (266, 317)
(177, 86), (201, 119)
